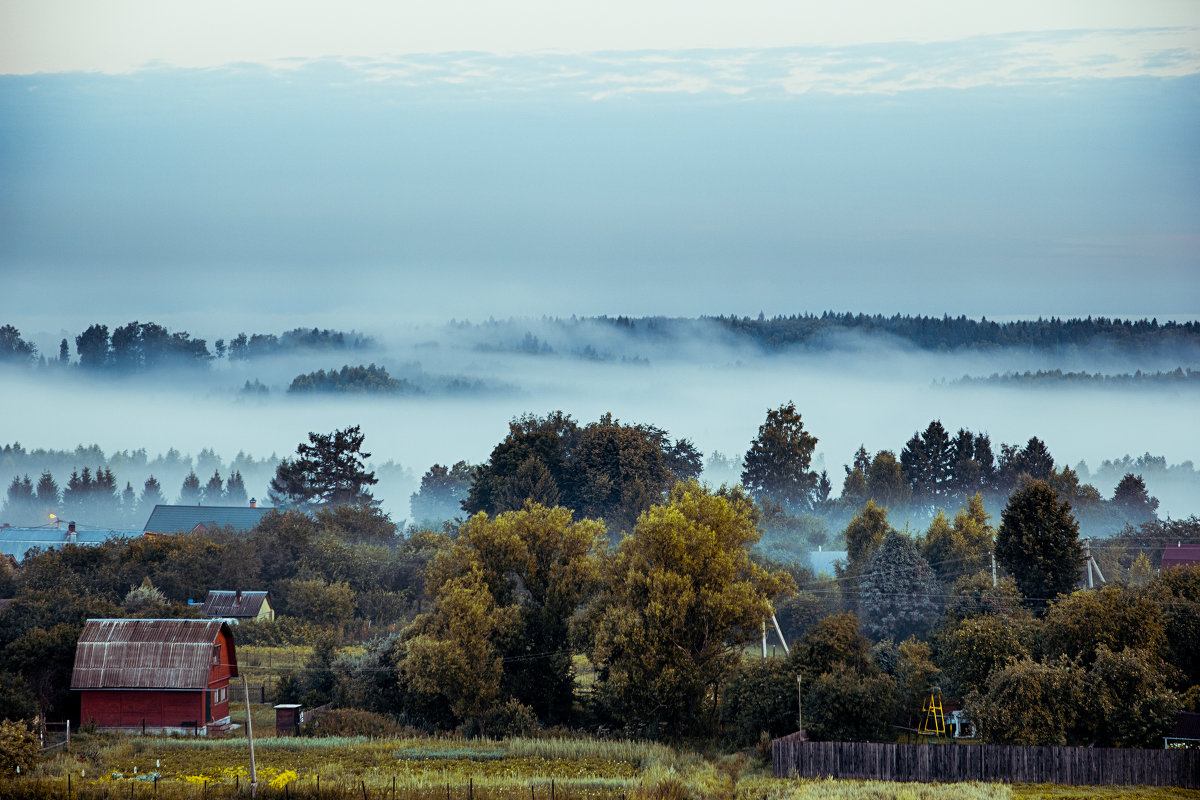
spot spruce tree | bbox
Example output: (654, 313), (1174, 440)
(995, 480), (1084, 602)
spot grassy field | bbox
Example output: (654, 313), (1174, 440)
(4, 731), (1196, 800)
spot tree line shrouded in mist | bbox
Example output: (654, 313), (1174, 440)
(0, 412), (1196, 746)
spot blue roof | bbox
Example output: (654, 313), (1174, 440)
(143, 504), (272, 533)
(0, 527), (143, 562)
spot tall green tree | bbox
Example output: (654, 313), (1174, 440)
(419, 502), (606, 723)
(995, 480), (1084, 602)
(1111, 473), (1159, 524)
(202, 469), (224, 505)
(741, 402), (819, 514)
(858, 532), (941, 642)
(0, 325), (36, 364)
(34, 472), (59, 520)
(843, 500), (892, 567)
(402, 568), (520, 733)
(139, 475), (165, 515)
(74, 324), (110, 369)
(582, 482), (792, 735)
(465, 412), (579, 516)
(900, 421), (954, 505)
(3, 475), (36, 525)
(178, 471), (202, 504)
(269, 425), (378, 508)
(225, 470), (249, 506)
(410, 461), (474, 525)
(921, 493), (994, 585)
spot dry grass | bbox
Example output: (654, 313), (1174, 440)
(7, 734), (1198, 800)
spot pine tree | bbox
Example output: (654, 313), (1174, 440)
(3, 474), (36, 525)
(224, 470), (249, 506)
(741, 402), (819, 514)
(179, 471), (202, 504)
(35, 471), (60, 521)
(139, 476), (166, 516)
(202, 470), (224, 505)
(995, 480), (1084, 602)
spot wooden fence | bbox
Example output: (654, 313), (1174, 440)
(229, 682), (271, 704)
(772, 736), (1200, 789)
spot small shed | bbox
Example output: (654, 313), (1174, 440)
(71, 618), (238, 735)
(202, 590), (274, 622)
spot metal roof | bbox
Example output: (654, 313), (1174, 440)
(142, 505), (272, 534)
(71, 618), (237, 690)
(202, 590), (269, 618)
(1161, 544), (1200, 570)
(0, 528), (143, 562)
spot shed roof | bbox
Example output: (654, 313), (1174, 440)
(143, 505), (271, 534)
(0, 528), (143, 561)
(203, 590), (269, 618)
(1161, 544), (1200, 571)
(71, 618), (237, 690)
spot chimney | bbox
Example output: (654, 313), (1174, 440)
(250, 498), (256, 508)
(68, 521), (77, 544)
(236, 589), (243, 603)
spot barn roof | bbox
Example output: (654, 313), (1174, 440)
(142, 505), (271, 534)
(71, 618), (237, 690)
(203, 590), (269, 618)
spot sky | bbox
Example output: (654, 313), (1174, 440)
(1, 1), (1199, 328)
(0, 1), (1198, 522)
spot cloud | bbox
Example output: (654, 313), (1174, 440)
(198, 28), (1200, 99)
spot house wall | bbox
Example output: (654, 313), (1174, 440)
(81, 690), (205, 730)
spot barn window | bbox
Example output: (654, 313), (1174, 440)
(212, 644), (221, 665)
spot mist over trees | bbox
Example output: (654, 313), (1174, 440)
(1, 412), (1198, 746)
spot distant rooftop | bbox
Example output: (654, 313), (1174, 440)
(203, 590), (270, 618)
(0, 526), (142, 562)
(143, 504), (272, 534)
(1161, 543), (1200, 571)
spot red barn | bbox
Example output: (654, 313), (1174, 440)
(71, 618), (239, 735)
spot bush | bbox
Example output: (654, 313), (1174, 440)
(481, 699), (540, 739)
(234, 617), (325, 647)
(720, 659), (798, 748)
(299, 708), (403, 738)
(0, 719), (38, 774)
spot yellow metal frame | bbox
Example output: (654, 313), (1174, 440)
(918, 691), (945, 736)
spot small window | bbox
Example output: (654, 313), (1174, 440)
(212, 643), (221, 665)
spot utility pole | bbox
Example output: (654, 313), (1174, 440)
(242, 674), (258, 797)
(1086, 538), (1093, 589)
(991, 553), (998, 588)
(797, 674), (804, 739)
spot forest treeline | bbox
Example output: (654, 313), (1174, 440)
(951, 367), (1200, 389)
(0, 323), (373, 371)
(4, 313), (1198, 373)
(1, 409), (1196, 536)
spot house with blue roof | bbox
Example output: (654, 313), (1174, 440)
(0, 521), (143, 562)
(142, 503), (272, 534)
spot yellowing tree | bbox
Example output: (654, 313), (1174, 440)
(413, 502), (606, 725)
(402, 568), (519, 733)
(582, 481), (793, 736)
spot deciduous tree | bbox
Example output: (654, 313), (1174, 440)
(410, 461), (474, 525)
(583, 482), (792, 735)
